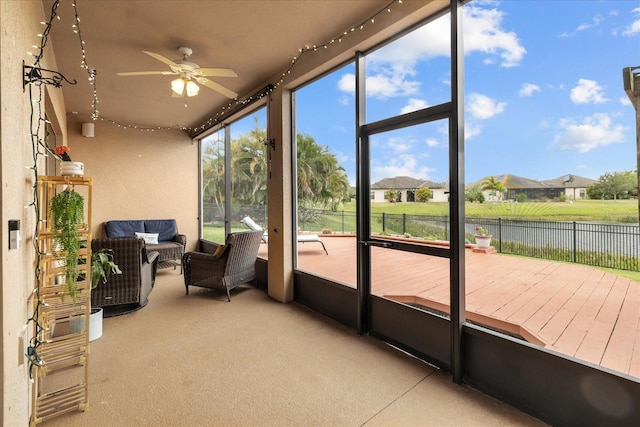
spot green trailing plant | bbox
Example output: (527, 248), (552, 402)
(50, 188), (85, 300)
(91, 249), (122, 289)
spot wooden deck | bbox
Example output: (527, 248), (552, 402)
(257, 235), (640, 378)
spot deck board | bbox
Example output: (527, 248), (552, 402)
(257, 235), (640, 377)
(600, 281), (640, 374)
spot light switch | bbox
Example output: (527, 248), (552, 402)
(9, 220), (20, 250)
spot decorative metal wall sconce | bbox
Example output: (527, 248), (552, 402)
(23, 60), (77, 90)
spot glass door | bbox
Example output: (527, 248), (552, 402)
(358, 114), (453, 368)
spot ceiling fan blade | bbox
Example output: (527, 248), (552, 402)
(196, 68), (238, 78)
(117, 71), (177, 76)
(196, 77), (238, 99)
(142, 50), (179, 68)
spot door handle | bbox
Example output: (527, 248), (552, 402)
(359, 240), (393, 248)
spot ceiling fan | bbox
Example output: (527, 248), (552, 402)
(117, 46), (238, 99)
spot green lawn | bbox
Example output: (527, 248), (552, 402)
(202, 225), (247, 243)
(201, 199), (639, 279)
(340, 199), (638, 223)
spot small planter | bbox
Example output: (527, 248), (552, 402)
(60, 161), (84, 176)
(475, 235), (492, 249)
(89, 307), (103, 341)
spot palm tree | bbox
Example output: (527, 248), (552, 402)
(296, 132), (350, 209)
(205, 126), (350, 211)
(481, 176), (506, 201)
(201, 135), (226, 219)
(230, 121), (268, 205)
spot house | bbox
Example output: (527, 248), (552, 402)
(371, 176), (448, 202)
(2, 2), (637, 426)
(474, 173), (597, 201)
(542, 174), (597, 201)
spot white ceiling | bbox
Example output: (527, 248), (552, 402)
(44, 0), (418, 131)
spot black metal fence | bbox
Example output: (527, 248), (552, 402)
(203, 204), (640, 271)
(304, 209), (640, 272)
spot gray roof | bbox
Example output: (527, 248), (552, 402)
(371, 176), (425, 190)
(470, 173), (596, 190)
(375, 173), (596, 191)
(542, 174), (597, 188)
(371, 176), (445, 190)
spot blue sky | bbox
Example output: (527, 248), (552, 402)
(293, 0), (640, 186)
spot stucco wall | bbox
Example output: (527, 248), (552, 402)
(65, 116), (200, 251)
(1, 1), (61, 424)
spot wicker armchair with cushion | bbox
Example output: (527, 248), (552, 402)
(91, 237), (160, 316)
(182, 229), (264, 301)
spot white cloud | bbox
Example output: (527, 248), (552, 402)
(367, 73), (421, 99)
(620, 97), (632, 106)
(425, 138), (439, 148)
(463, 5), (527, 68)
(465, 123), (483, 140)
(561, 13), (606, 37)
(371, 155), (435, 182)
(340, 3), (526, 100)
(519, 83), (541, 97)
(577, 14), (603, 32)
(623, 7), (640, 36)
(334, 151), (351, 164)
(338, 96), (350, 106)
(337, 74), (355, 94)
(550, 113), (626, 153)
(379, 136), (414, 154)
(374, 4), (527, 68)
(570, 79), (608, 104)
(337, 72), (420, 99)
(401, 98), (428, 114)
(466, 93), (506, 119)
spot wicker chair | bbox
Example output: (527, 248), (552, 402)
(91, 237), (160, 316)
(182, 229), (264, 301)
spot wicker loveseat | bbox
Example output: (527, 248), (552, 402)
(91, 237), (159, 316)
(104, 219), (186, 270)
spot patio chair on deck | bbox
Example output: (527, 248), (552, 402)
(240, 216), (328, 255)
(182, 229), (264, 301)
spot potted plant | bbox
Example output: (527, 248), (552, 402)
(50, 187), (85, 300)
(88, 248), (122, 341)
(474, 225), (492, 249)
(91, 248), (122, 289)
(55, 145), (84, 176)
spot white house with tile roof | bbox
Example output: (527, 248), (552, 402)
(370, 176), (449, 203)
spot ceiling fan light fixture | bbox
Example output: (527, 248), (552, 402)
(185, 80), (200, 97)
(120, 47), (237, 98)
(171, 77), (186, 96)
(171, 77), (199, 97)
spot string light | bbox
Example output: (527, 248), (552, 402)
(70, 0), (99, 120)
(97, 0), (402, 135)
(23, 0), (98, 380)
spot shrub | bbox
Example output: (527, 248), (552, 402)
(416, 187), (432, 202)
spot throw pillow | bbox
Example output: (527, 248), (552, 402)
(135, 232), (159, 245)
(213, 244), (226, 257)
